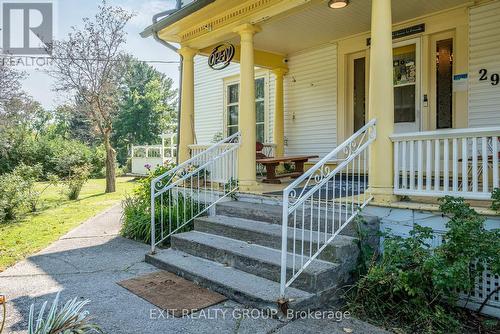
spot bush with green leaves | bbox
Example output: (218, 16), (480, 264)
(65, 164), (91, 200)
(0, 129), (105, 180)
(27, 174), (59, 212)
(121, 164), (202, 245)
(0, 168), (27, 222)
(13, 163), (59, 212)
(28, 292), (101, 334)
(0, 163), (50, 221)
(347, 195), (500, 334)
(492, 188), (500, 212)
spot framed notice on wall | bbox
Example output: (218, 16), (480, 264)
(453, 73), (468, 92)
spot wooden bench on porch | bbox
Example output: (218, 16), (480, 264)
(256, 155), (318, 183)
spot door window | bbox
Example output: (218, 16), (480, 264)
(436, 39), (453, 129)
(393, 44), (417, 123)
(353, 57), (366, 132)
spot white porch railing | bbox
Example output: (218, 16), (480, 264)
(391, 127), (500, 200)
(150, 132), (240, 252)
(131, 145), (166, 175)
(279, 119), (377, 298)
(131, 145), (164, 158)
(131, 136), (177, 175)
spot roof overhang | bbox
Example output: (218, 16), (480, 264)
(142, 0), (315, 49)
(140, 0), (216, 38)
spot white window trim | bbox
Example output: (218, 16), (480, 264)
(223, 71), (269, 142)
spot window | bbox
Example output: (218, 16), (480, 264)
(393, 44), (417, 123)
(227, 83), (239, 136)
(225, 77), (266, 143)
(436, 39), (453, 129)
(353, 57), (366, 132)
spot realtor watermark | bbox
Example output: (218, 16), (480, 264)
(149, 307), (351, 321)
(0, 54), (52, 65)
(1, 0), (54, 66)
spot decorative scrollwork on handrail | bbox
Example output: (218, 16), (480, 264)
(150, 132), (241, 253)
(151, 132), (241, 197)
(285, 119), (376, 207)
(279, 119), (376, 299)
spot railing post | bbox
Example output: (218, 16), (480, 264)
(150, 180), (156, 254)
(279, 190), (289, 299)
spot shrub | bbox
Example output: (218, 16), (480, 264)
(121, 195), (151, 243)
(28, 292), (101, 334)
(0, 171), (26, 222)
(0, 163), (45, 221)
(121, 164), (201, 245)
(0, 130), (104, 180)
(26, 173), (59, 212)
(347, 196), (500, 334)
(14, 163), (57, 213)
(65, 164), (91, 200)
(89, 145), (106, 178)
(492, 188), (500, 212)
(46, 137), (93, 178)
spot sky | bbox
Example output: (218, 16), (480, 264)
(2, 0), (181, 109)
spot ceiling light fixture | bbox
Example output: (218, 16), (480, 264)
(328, 0), (348, 9)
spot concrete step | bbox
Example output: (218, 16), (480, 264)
(216, 201), (378, 235)
(145, 248), (315, 311)
(170, 231), (349, 293)
(216, 200), (283, 224)
(194, 215), (359, 264)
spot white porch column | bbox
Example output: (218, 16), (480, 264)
(273, 68), (287, 157)
(368, 0), (396, 203)
(234, 24), (261, 189)
(178, 46), (198, 163)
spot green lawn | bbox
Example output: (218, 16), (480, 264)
(0, 177), (137, 271)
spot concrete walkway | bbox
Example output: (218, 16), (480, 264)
(0, 204), (388, 334)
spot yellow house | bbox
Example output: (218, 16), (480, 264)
(142, 0), (500, 316)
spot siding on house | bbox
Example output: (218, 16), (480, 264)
(193, 56), (240, 144)
(193, 56), (276, 144)
(468, 0), (500, 128)
(284, 43), (338, 159)
(193, 43), (339, 157)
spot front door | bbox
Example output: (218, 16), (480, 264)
(393, 39), (421, 133)
(348, 39), (421, 136)
(347, 51), (368, 136)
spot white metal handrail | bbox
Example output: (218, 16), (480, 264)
(191, 142), (276, 176)
(150, 132), (241, 253)
(279, 119), (377, 298)
(391, 127), (500, 200)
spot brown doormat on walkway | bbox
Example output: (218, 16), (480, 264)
(118, 271), (227, 317)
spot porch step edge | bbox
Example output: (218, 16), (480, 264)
(145, 248), (315, 311)
(171, 231), (346, 293)
(194, 215), (359, 263)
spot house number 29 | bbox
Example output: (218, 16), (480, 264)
(479, 69), (500, 86)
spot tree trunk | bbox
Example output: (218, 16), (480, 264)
(104, 132), (116, 193)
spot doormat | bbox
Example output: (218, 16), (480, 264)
(118, 271), (227, 317)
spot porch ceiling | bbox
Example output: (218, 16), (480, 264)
(253, 0), (471, 55)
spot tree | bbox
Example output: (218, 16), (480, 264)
(48, 1), (132, 193)
(52, 102), (99, 145)
(112, 57), (177, 165)
(0, 64), (25, 112)
(0, 97), (50, 173)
